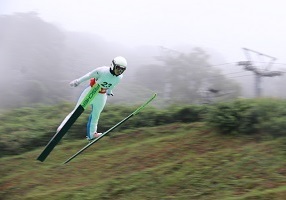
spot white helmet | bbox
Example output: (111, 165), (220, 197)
(112, 56), (127, 70)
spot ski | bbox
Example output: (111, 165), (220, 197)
(37, 84), (101, 162)
(64, 93), (157, 164)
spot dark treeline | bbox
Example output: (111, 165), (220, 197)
(0, 98), (285, 157)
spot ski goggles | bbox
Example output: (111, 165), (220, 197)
(112, 60), (126, 72)
(114, 64), (126, 72)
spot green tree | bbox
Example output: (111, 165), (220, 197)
(135, 47), (240, 104)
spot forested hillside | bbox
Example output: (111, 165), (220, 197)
(0, 12), (243, 109)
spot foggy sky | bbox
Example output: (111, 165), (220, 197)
(1, 0), (286, 65)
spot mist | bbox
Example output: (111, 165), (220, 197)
(1, 0), (286, 109)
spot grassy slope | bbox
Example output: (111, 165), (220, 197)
(1, 122), (286, 200)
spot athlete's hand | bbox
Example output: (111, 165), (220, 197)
(69, 79), (80, 87)
(107, 89), (114, 96)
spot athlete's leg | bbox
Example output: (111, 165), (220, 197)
(86, 93), (107, 139)
(57, 86), (91, 132)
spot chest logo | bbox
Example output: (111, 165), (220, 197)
(101, 82), (112, 88)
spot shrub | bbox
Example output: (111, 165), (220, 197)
(173, 105), (208, 123)
(206, 98), (286, 135)
(1, 98), (285, 157)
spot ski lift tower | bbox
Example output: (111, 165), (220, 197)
(237, 48), (283, 97)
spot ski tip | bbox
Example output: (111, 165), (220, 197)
(149, 93), (157, 100)
(151, 93), (157, 101)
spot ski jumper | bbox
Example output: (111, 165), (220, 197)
(58, 66), (123, 139)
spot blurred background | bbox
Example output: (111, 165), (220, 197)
(0, 0), (285, 110)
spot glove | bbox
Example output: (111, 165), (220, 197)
(90, 78), (96, 87)
(107, 89), (114, 96)
(69, 79), (80, 87)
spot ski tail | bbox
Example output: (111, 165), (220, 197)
(37, 84), (101, 162)
(37, 106), (84, 162)
(63, 93), (157, 164)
